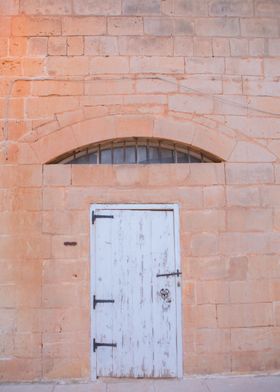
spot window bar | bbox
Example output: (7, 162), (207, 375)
(159, 141), (162, 163)
(187, 148), (190, 163)
(112, 142), (115, 164)
(123, 140), (126, 163)
(174, 144), (177, 163)
(147, 139), (150, 163)
(98, 144), (101, 164)
(135, 138), (138, 164)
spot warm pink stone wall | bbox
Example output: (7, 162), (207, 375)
(1, 163), (280, 380)
(0, 0), (280, 381)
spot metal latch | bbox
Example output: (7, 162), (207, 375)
(93, 338), (117, 352)
(93, 295), (115, 309)
(156, 269), (182, 278)
(92, 211), (114, 224)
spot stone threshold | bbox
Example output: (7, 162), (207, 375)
(1, 374), (280, 392)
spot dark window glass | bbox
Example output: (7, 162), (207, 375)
(72, 155), (89, 164)
(149, 147), (160, 163)
(113, 147), (124, 164)
(125, 146), (136, 164)
(88, 152), (97, 164)
(100, 149), (112, 164)
(138, 146), (147, 164)
(161, 148), (173, 163)
(177, 151), (189, 163)
(189, 154), (201, 163)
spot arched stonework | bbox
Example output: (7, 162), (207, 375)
(17, 114), (237, 164)
(14, 113), (277, 165)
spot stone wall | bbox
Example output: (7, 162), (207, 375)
(0, 0), (280, 381)
(1, 163), (280, 380)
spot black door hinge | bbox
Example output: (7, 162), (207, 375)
(92, 211), (114, 224)
(93, 338), (117, 352)
(156, 269), (182, 278)
(93, 295), (115, 309)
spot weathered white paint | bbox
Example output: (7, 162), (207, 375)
(90, 204), (182, 379)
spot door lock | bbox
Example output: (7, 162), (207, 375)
(160, 288), (171, 303)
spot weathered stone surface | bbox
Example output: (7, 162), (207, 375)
(255, 0), (280, 16)
(241, 18), (279, 38)
(174, 0), (208, 16)
(1, 0), (280, 383)
(73, 0), (121, 15)
(209, 0), (254, 16)
(196, 17), (240, 37)
(122, 0), (161, 15)
(20, 0), (72, 15)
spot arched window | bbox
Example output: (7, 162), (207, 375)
(52, 138), (220, 164)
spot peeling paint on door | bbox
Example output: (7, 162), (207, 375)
(90, 204), (182, 379)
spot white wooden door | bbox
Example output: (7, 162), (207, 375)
(91, 205), (182, 378)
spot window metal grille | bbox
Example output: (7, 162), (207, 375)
(53, 138), (220, 164)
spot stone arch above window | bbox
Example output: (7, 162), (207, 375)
(27, 115), (238, 164)
(51, 138), (221, 165)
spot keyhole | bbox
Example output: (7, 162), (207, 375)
(160, 288), (171, 302)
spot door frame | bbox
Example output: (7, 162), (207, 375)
(90, 204), (183, 380)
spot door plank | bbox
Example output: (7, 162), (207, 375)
(151, 210), (177, 377)
(131, 211), (154, 377)
(95, 211), (114, 376)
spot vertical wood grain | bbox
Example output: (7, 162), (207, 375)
(93, 206), (180, 378)
(95, 210), (114, 376)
